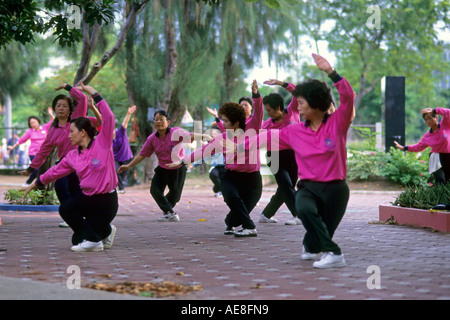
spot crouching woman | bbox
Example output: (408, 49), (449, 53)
(23, 83), (118, 252)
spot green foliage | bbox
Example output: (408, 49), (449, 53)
(0, 0), (117, 48)
(393, 183), (450, 210)
(4, 189), (59, 206)
(378, 147), (430, 186)
(346, 151), (382, 181)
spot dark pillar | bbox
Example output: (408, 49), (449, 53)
(382, 76), (405, 151)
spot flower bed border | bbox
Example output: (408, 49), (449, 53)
(0, 203), (59, 212)
(379, 204), (450, 233)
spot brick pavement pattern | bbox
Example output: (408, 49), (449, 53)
(0, 180), (449, 300)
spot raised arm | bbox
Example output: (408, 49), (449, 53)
(207, 106), (225, 132)
(87, 96), (102, 127)
(122, 105), (136, 129)
(55, 83), (88, 118)
(264, 79), (300, 120)
(312, 54), (354, 126)
(78, 82), (114, 147)
(435, 107), (450, 129)
(248, 80), (264, 131)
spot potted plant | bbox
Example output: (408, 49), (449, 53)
(1, 188), (59, 212)
(379, 183), (450, 232)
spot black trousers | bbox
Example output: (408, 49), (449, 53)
(59, 191), (118, 245)
(26, 155), (38, 184)
(209, 165), (226, 193)
(115, 158), (132, 190)
(439, 153), (450, 183)
(295, 180), (349, 255)
(54, 171), (82, 204)
(221, 170), (262, 229)
(262, 150), (298, 218)
(150, 165), (187, 214)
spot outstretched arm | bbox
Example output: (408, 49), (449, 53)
(117, 154), (145, 173)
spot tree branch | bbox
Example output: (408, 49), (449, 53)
(79, 1), (149, 85)
(74, 17), (100, 85)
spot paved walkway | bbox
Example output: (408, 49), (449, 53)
(0, 176), (449, 300)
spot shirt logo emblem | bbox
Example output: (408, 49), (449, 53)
(91, 158), (102, 168)
(325, 138), (336, 150)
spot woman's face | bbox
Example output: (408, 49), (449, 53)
(29, 118), (40, 130)
(297, 96), (314, 120)
(264, 104), (284, 121)
(423, 114), (438, 129)
(240, 100), (253, 119)
(54, 99), (71, 120)
(220, 114), (240, 130)
(69, 122), (84, 146)
(154, 114), (170, 132)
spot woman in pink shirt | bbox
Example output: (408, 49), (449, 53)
(394, 107), (450, 184)
(258, 79), (300, 225)
(23, 83), (118, 252)
(254, 54), (354, 268)
(8, 112), (53, 186)
(20, 83), (101, 206)
(118, 110), (208, 222)
(208, 80), (264, 134)
(170, 82), (264, 237)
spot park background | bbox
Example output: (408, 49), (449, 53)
(0, 0), (449, 189)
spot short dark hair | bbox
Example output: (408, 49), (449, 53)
(154, 110), (171, 121)
(292, 79), (332, 112)
(263, 93), (284, 111)
(52, 94), (75, 115)
(238, 96), (253, 107)
(218, 102), (246, 130)
(27, 116), (41, 128)
(70, 117), (98, 139)
(422, 109), (437, 119)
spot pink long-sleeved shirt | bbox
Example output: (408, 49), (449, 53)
(18, 121), (52, 156)
(188, 129), (261, 173)
(256, 77), (354, 182)
(29, 86), (99, 169)
(39, 97), (117, 196)
(139, 127), (192, 170)
(261, 82), (300, 151)
(407, 107), (450, 153)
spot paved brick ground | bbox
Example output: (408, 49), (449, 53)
(0, 177), (449, 300)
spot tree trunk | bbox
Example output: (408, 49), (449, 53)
(161, 0), (178, 111)
(222, 47), (233, 104)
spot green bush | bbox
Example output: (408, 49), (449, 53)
(378, 147), (430, 186)
(347, 150), (383, 181)
(393, 183), (450, 209)
(3, 189), (60, 206)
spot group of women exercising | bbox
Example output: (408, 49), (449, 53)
(18, 54), (449, 269)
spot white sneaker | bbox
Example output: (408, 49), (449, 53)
(157, 213), (180, 222)
(214, 191), (223, 197)
(285, 217), (301, 225)
(234, 228), (257, 238)
(71, 240), (104, 252)
(102, 225), (116, 249)
(313, 252), (346, 269)
(258, 214), (277, 223)
(301, 246), (318, 260)
(224, 226), (235, 235)
(59, 221), (69, 228)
